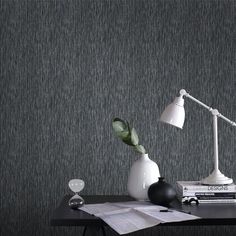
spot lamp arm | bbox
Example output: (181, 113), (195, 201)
(218, 113), (236, 127)
(179, 89), (236, 127)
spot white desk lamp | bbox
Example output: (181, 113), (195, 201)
(160, 89), (236, 185)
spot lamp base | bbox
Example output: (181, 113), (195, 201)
(201, 170), (233, 185)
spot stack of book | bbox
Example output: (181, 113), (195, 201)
(176, 181), (236, 204)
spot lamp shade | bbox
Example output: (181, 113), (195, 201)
(160, 96), (185, 129)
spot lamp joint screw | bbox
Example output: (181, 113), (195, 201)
(211, 109), (219, 115)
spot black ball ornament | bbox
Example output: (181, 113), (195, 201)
(148, 177), (176, 206)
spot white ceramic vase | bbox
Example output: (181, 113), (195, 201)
(127, 153), (160, 201)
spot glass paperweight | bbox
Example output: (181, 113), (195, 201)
(68, 179), (85, 209)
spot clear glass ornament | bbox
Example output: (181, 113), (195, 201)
(68, 179), (85, 209)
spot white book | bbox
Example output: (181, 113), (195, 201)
(177, 181), (236, 194)
(180, 196), (236, 204)
(197, 199), (236, 204)
(177, 181), (236, 204)
(177, 190), (236, 197)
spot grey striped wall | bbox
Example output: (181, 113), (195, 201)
(0, 0), (236, 235)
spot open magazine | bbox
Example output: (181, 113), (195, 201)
(80, 201), (200, 235)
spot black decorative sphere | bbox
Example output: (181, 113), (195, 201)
(148, 177), (176, 206)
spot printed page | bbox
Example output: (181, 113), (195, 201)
(136, 206), (200, 223)
(80, 201), (200, 235)
(80, 203), (125, 215)
(97, 208), (161, 235)
(80, 201), (153, 215)
(112, 201), (153, 208)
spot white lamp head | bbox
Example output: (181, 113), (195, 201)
(160, 96), (185, 129)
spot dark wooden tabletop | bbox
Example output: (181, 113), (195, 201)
(50, 195), (236, 227)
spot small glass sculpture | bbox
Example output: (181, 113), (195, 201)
(68, 179), (85, 209)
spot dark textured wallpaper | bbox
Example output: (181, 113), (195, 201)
(0, 0), (236, 235)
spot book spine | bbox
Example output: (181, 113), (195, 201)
(181, 190), (236, 197)
(177, 183), (236, 192)
(181, 197), (236, 204)
(196, 192), (236, 197)
(179, 192), (236, 197)
(198, 199), (236, 203)
(177, 185), (236, 193)
(196, 193), (236, 200)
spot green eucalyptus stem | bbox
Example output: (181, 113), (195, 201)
(112, 118), (147, 154)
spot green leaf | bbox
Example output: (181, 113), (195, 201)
(117, 130), (129, 139)
(134, 145), (146, 154)
(122, 133), (135, 146)
(126, 121), (131, 133)
(112, 118), (130, 139)
(130, 128), (139, 146)
(112, 117), (147, 152)
(112, 118), (128, 133)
